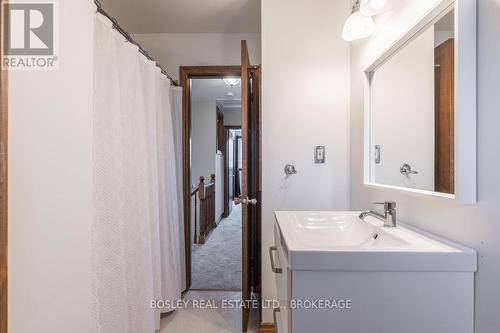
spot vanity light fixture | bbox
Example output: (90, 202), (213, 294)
(360, 0), (397, 16)
(342, 0), (375, 42)
(223, 78), (241, 88)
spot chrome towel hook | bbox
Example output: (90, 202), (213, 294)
(400, 163), (418, 176)
(284, 164), (297, 176)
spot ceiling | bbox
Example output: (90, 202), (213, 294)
(191, 79), (241, 114)
(99, 0), (261, 34)
(191, 78), (241, 102)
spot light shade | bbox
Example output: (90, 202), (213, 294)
(223, 78), (241, 87)
(360, 0), (396, 16)
(342, 11), (375, 41)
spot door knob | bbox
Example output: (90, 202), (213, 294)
(233, 196), (258, 205)
(246, 198), (258, 205)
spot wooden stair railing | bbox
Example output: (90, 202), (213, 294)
(198, 174), (216, 244)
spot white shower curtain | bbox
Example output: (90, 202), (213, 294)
(169, 86), (186, 292)
(92, 13), (182, 332)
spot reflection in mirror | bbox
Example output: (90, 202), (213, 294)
(369, 8), (455, 194)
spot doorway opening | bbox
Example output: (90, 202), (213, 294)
(188, 77), (243, 291)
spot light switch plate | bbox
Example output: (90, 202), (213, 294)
(315, 146), (325, 164)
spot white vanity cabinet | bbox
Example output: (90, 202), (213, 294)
(271, 223), (292, 333)
(271, 212), (477, 333)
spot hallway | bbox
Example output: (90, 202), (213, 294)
(191, 204), (242, 290)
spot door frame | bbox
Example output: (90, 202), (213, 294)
(179, 65), (261, 295)
(180, 65), (242, 291)
(1, 3), (8, 333)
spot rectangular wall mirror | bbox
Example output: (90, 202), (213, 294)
(363, 0), (477, 203)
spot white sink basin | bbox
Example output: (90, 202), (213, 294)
(274, 211), (476, 272)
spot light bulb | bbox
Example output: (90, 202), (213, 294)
(223, 78), (241, 87)
(360, 0), (396, 16)
(342, 11), (375, 41)
(370, 0), (386, 11)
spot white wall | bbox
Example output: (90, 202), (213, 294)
(191, 100), (217, 187)
(133, 33), (262, 81)
(372, 27), (435, 190)
(350, 1), (500, 332)
(261, 0), (351, 323)
(8, 0), (94, 332)
(222, 107), (241, 126)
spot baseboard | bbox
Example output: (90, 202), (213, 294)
(259, 322), (275, 333)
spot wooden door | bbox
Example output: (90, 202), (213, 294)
(0, 3), (8, 332)
(240, 40), (251, 332)
(240, 40), (262, 332)
(434, 38), (455, 194)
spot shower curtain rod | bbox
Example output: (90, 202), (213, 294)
(94, 0), (179, 86)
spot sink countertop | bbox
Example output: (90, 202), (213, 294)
(274, 211), (477, 272)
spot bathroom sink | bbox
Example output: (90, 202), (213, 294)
(273, 212), (477, 333)
(274, 211), (477, 271)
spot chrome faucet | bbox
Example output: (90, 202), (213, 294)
(359, 201), (397, 228)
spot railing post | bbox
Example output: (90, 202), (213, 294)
(198, 175), (216, 244)
(198, 176), (205, 243)
(199, 176), (205, 199)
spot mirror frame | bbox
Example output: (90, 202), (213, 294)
(363, 0), (477, 204)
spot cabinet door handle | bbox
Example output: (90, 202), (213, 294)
(273, 308), (281, 333)
(269, 246), (282, 274)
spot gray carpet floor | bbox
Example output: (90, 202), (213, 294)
(191, 204), (241, 290)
